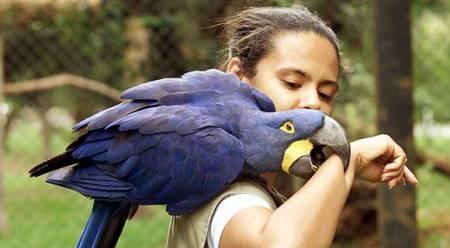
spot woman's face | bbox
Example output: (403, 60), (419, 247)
(232, 31), (339, 115)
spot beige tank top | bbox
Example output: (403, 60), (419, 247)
(165, 178), (286, 248)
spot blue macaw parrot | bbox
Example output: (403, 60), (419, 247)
(29, 69), (350, 248)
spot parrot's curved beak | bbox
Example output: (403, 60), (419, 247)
(283, 116), (351, 179)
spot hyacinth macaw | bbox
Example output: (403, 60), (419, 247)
(29, 69), (350, 248)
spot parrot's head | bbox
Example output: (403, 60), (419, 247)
(240, 109), (350, 179)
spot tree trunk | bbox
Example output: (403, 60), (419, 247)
(123, 16), (150, 85)
(374, 1), (416, 248)
(36, 106), (52, 159)
(1, 107), (16, 153)
(0, 33), (8, 235)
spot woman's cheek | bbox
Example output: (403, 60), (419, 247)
(276, 97), (297, 111)
(322, 104), (333, 115)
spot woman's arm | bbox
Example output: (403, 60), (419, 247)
(220, 154), (351, 248)
(219, 134), (418, 248)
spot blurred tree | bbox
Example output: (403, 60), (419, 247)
(412, 1), (450, 122)
(374, 1), (416, 247)
(0, 33), (8, 235)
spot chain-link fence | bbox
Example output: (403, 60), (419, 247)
(0, 0), (449, 247)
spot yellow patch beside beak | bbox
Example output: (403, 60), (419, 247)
(282, 140), (314, 173)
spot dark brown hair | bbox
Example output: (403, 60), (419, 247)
(219, 6), (340, 78)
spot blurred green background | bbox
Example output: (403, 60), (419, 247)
(0, 0), (448, 247)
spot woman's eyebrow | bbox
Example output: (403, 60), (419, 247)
(278, 67), (309, 78)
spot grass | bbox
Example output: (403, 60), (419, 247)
(0, 117), (449, 247)
(416, 137), (450, 248)
(1, 170), (170, 248)
(1, 119), (170, 247)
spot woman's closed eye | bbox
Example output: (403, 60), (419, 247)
(318, 91), (333, 102)
(282, 80), (302, 90)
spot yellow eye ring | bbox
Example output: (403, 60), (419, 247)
(280, 121), (295, 134)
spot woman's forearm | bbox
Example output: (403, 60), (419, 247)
(260, 154), (355, 248)
(221, 137), (415, 248)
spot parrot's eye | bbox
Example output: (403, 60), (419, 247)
(280, 121), (295, 134)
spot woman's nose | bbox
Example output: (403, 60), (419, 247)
(296, 88), (320, 110)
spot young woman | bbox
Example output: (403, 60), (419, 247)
(166, 6), (418, 248)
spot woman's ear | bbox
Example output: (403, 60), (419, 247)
(226, 57), (244, 80)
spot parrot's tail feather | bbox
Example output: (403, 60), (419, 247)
(97, 202), (134, 248)
(28, 150), (77, 177)
(76, 201), (135, 248)
(46, 164), (132, 199)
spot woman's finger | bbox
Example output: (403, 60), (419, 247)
(404, 166), (418, 185)
(381, 168), (402, 181)
(386, 169), (404, 189)
(393, 169), (405, 184)
(383, 155), (407, 173)
(391, 146), (406, 167)
(388, 179), (397, 189)
(383, 161), (402, 172)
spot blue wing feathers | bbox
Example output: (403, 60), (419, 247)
(105, 133), (137, 164)
(74, 69), (274, 133)
(158, 90), (222, 106)
(41, 69), (266, 214)
(90, 152), (108, 162)
(122, 70), (240, 102)
(57, 127), (244, 213)
(85, 130), (116, 142)
(120, 78), (187, 100)
(74, 101), (153, 131)
(133, 135), (162, 155)
(47, 165), (132, 199)
(72, 138), (114, 159)
(115, 155), (140, 178)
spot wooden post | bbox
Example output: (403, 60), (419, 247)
(374, 1), (416, 247)
(124, 16), (150, 85)
(0, 33), (8, 234)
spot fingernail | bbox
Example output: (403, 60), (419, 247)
(381, 176), (387, 182)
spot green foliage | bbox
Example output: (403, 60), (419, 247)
(416, 165), (450, 216)
(1, 0), (449, 123)
(4, 111), (76, 165)
(1, 0), (128, 117)
(413, 8), (450, 121)
(305, 0), (450, 124)
(415, 137), (450, 248)
(323, 1), (377, 138)
(2, 1), (127, 85)
(334, 50), (376, 138)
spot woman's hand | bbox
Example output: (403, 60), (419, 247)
(350, 134), (418, 188)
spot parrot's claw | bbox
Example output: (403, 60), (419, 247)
(311, 164), (318, 172)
